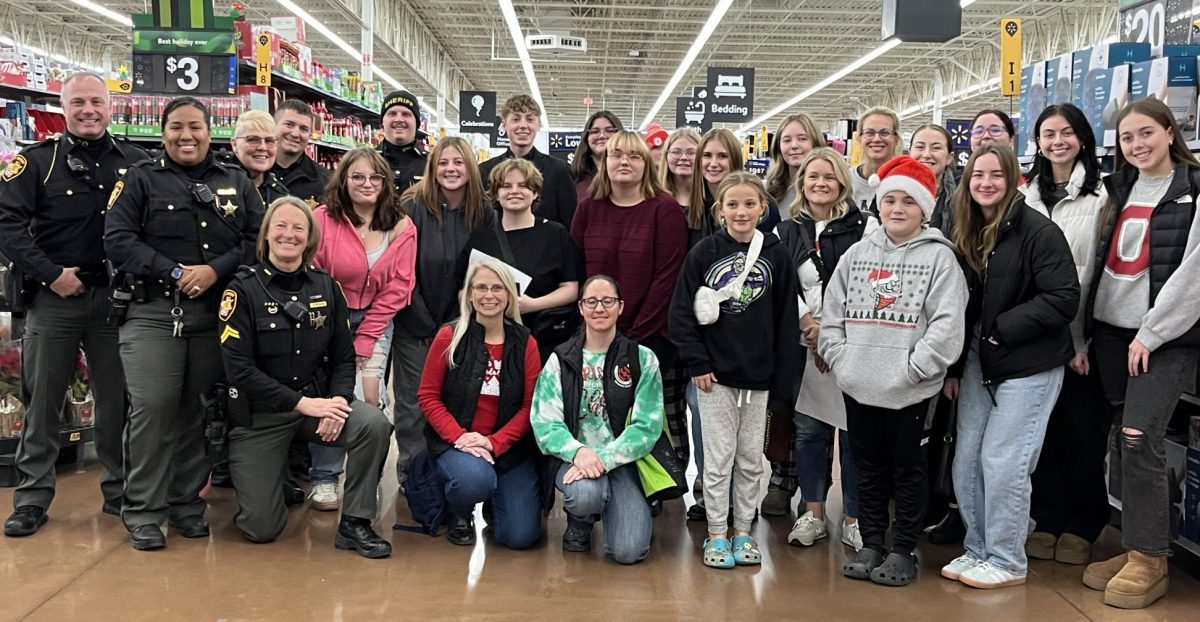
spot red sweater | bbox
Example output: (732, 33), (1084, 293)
(570, 191), (688, 341)
(417, 325), (540, 457)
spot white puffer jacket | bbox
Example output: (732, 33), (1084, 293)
(1018, 161), (1107, 354)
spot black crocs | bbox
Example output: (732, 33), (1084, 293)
(843, 547), (885, 580)
(870, 552), (918, 586)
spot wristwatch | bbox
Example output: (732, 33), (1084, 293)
(170, 267), (185, 280)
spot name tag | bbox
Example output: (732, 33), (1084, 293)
(217, 187), (237, 196)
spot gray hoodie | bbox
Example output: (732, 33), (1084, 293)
(818, 226), (968, 409)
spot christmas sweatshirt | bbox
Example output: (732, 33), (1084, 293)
(818, 226), (967, 408)
(530, 346), (663, 470)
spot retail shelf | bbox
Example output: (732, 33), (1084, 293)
(111, 133), (362, 152)
(238, 62), (379, 122)
(0, 81), (61, 102)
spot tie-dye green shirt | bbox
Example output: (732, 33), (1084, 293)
(531, 346), (664, 471)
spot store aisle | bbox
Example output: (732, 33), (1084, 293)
(2, 453), (1199, 621)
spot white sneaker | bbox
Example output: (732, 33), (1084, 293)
(841, 521), (863, 551)
(309, 482), (340, 511)
(941, 553), (981, 580)
(787, 511), (828, 546)
(958, 560), (1026, 589)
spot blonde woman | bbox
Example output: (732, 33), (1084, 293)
(416, 258), (542, 550)
(225, 110), (290, 203)
(659, 127), (702, 226)
(765, 113), (828, 207)
(850, 107), (902, 214)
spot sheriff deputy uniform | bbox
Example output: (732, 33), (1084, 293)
(104, 150), (264, 547)
(217, 262), (392, 557)
(377, 90), (428, 195)
(0, 133), (148, 535)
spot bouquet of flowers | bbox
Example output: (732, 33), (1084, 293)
(0, 336), (23, 438)
(64, 352), (94, 428)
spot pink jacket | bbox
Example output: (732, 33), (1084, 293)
(314, 206), (418, 358)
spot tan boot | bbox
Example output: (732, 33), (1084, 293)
(1083, 552), (1128, 590)
(1026, 531), (1056, 560)
(1104, 551), (1169, 609)
(1054, 533), (1091, 565)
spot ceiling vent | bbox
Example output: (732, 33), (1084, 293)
(525, 33), (588, 54)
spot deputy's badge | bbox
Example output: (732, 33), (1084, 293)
(220, 200), (238, 217)
(304, 197), (318, 209)
(1, 155), (27, 182)
(265, 302), (279, 314)
(106, 180), (125, 211)
(309, 311), (327, 329)
(218, 289), (237, 321)
(220, 325), (241, 344)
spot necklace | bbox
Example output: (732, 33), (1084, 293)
(1132, 171), (1173, 201)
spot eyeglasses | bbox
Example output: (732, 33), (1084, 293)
(580, 296), (620, 309)
(668, 148), (697, 158)
(971, 125), (1009, 138)
(238, 135), (277, 147)
(349, 173), (387, 186)
(471, 284), (506, 295)
(860, 129), (896, 139)
(587, 127), (619, 136)
(607, 152), (644, 163)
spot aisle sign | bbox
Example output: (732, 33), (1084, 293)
(490, 117), (509, 149)
(1000, 18), (1022, 96)
(549, 131), (582, 152)
(254, 33), (271, 87)
(945, 119), (972, 149)
(458, 91), (497, 134)
(130, 0), (237, 95)
(705, 67), (754, 122)
(746, 158), (769, 177)
(675, 96), (711, 132)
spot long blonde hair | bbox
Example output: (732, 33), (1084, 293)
(658, 127), (701, 202)
(951, 145), (1022, 275)
(765, 113), (827, 203)
(590, 131), (661, 202)
(788, 147), (852, 221)
(688, 128), (744, 229)
(447, 258), (523, 367)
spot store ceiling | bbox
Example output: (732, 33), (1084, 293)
(2, 0), (1120, 132)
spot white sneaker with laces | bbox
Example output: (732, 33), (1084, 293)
(309, 482), (340, 511)
(958, 560), (1026, 589)
(941, 553), (981, 580)
(787, 511), (828, 546)
(841, 521), (863, 551)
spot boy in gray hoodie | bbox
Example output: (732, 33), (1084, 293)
(819, 156), (967, 586)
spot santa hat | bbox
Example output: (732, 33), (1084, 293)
(870, 155), (937, 222)
(643, 123), (669, 149)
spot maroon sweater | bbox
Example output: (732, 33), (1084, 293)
(570, 191), (688, 341)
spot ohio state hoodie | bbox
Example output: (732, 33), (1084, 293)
(669, 229), (801, 411)
(818, 226), (967, 409)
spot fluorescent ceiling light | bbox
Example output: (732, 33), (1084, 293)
(640, 0), (734, 129)
(739, 38), (902, 131)
(498, 0), (550, 129)
(960, 0), (978, 7)
(69, 0), (132, 26)
(898, 79), (994, 118)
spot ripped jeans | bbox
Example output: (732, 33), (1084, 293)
(1094, 323), (1199, 556)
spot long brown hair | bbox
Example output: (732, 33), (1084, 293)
(400, 136), (487, 231)
(571, 110), (623, 181)
(688, 128), (744, 229)
(658, 127), (701, 202)
(765, 113), (827, 203)
(909, 123), (953, 187)
(590, 131), (661, 202)
(951, 145), (1022, 275)
(323, 148), (407, 231)
(1113, 98), (1200, 173)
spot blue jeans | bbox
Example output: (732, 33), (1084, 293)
(435, 449), (542, 550)
(310, 310), (393, 484)
(793, 411), (859, 517)
(556, 462), (653, 564)
(954, 344), (1064, 574)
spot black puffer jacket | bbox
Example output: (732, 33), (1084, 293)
(774, 201), (871, 291)
(949, 201), (1079, 384)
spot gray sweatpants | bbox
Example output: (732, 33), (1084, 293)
(696, 383), (768, 534)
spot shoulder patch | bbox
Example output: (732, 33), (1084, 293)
(1, 155), (27, 182)
(219, 289), (238, 322)
(106, 180), (125, 211)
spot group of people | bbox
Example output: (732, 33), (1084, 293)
(0, 70), (1197, 612)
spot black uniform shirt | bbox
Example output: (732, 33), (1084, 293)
(104, 152), (265, 282)
(215, 149), (291, 206)
(379, 139), (427, 196)
(272, 153), (330, 207)
(0, 133), (149, 284)
(218, 262), (356, 412)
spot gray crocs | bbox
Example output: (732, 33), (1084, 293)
(870, 552), (918, 586)
(843, 547), (885, 580)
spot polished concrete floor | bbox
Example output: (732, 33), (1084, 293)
(4, 450), (1200, 622)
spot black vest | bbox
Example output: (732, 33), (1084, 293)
(556, 333), (641, 441)
(423, 318), (534, 472)
(1091, 166), (1200, 346)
